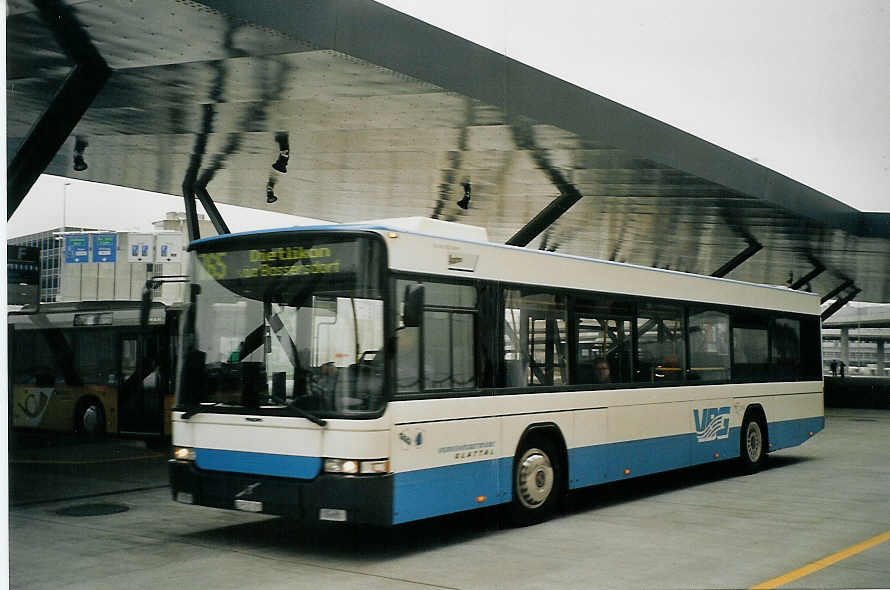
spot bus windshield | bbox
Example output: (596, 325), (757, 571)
(179, 233), (386, 418)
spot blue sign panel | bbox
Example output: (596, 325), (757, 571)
(92, 234), (117, 263)
(65, 234), (90, 264)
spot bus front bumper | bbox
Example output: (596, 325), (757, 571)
(169, 460), (394, 526)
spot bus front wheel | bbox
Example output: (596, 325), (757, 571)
(75, 398), (106, 439)
(509, 435), (562, 526)
(739, 411), (767, 473)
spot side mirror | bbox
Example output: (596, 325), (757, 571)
(402, 284), (424, 328)
(140, 279), (154, 328)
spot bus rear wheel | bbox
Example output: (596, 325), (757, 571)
(739, 412), (767, 473)
(509, 435), (562, 526)
(75, 399), (106, 439)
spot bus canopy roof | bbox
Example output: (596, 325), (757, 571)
(7, 1), (890, 302)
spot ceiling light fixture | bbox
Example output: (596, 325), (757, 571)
(73, 137), (89, 171)
(272, 132), (290, 174)
(457, 179), (471, 209)
(266, 178), (278, 204)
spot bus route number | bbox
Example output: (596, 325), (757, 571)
(198, 253), (228, 280)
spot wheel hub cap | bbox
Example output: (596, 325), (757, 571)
(517, 449), (554, 509)
(746, 422), (762, 462)
(83, 406), (99, 433)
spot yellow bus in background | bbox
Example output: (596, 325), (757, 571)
(9, 301), (179, 439)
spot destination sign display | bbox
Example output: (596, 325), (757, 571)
(197, 242), (357, 283)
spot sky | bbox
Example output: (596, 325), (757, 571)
(376, 0), (889, 213)
(5, 0), (890, 240)
(6, 175), (323, 237)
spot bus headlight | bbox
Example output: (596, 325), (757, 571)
(359, 459), (390, 474)
(324, 458), (390, 475)
(173, 446), (196, 461)
(324, 458), (358, 474)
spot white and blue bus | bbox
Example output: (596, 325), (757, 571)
(169, 218), (823, 526)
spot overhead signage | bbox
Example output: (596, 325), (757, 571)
(92, 234), (117, 263)
(128, 233), (154, 263)
(155, 234), (183, 263)
(198, 243), (355, 282)
(64, 234), (90, 263)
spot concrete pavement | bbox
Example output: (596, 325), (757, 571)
(9, 408), (890, 589)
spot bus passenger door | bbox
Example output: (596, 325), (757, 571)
(117, 333), (162, 435)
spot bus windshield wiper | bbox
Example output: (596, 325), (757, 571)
(183, 399), (326, 427)
(181, 402), (223, 419)
(269, 394), (327, 427)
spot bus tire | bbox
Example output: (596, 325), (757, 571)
(739, 410), (767, 473)
(75, 398), (106, 439)
(509, 435), (562, 526)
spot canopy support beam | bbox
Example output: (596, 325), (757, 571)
(505, 121), (585, 248)
(790, 264), (825, 290)
(821, 287), (861, 322)
(710, 240), (763, 278)
(7, 0), (110, 219)
(181, 175), (202, 243)
(194, 185), (231, 236)
(506, 189), (584, 247)
(820, 280), (854, 304)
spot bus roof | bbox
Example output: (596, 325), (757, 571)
(8, 300), (171, 328)
(190, 221), (819, 316)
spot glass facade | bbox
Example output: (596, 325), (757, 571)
(9, 227), (169, 303)
(7, 228), (84, 303)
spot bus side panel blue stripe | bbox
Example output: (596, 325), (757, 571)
(610, 433), (691, 480)
(569, 418), (839, 490)
(391, 416), (822, 523)
(569, 432), (696, 489)
(568, 444), (611, 488)
(392, 459), (511, 524)
(195, 448), (322, 479)
(499, 457), (513, 505)
(769, 416), (824, 451)
(690, 427), (740, 464)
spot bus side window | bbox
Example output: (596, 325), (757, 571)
(396, 325), (421, 392)
(76, 330), (116, 388)
(574, 296), (633, 385)
(732, 313), (770, 382)
(772, 318), (801, 381)
(14, 331), (63, 388)
(503, 289), (568, 387)
(395, 279), (477, 395)
(635, 303), (684, 383)
(799, 317), (822, 380)
(687, 309), (730, 382)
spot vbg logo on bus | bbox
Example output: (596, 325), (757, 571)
(693, 406), (730, 443)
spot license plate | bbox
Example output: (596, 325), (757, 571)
(319, 508), (347, 522)
(234, 499), (263, 512)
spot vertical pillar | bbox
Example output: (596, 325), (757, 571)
(877, 340), (886, 377)
(841, 328), (849, 369)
